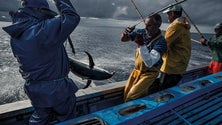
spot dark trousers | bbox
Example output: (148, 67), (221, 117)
(159, 72), (182, 90)
(147, 78), (161, 95)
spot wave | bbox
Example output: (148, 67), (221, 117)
(0, 17), (212, 105)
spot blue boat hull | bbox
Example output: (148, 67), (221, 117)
(0, 65), (212, 125)
(57, 71), (222, 125)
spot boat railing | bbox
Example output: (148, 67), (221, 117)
(0, 65), (208, 124)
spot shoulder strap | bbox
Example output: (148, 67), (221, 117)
(146, 34), (162, 47)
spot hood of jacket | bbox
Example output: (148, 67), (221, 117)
(2, 7), (57, 38)
(172, 16), (191, 30)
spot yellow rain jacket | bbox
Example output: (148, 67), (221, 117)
(160, 17), (191, 74)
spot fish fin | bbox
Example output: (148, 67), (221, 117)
(83, 80), (92, 89)
(84, 51), (95, 69)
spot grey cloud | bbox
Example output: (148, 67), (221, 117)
(72, 0), (222, 26)
(0, 0), (221, 25)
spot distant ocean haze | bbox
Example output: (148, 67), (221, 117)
(0, 18), (212, 105)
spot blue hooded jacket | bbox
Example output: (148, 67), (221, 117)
(2, 0), (80, 107)
(3, 0), (80, 82)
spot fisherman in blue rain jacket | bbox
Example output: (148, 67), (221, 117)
(2, 0), (80, 124)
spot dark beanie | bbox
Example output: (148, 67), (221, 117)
(214, 23), (222, 30)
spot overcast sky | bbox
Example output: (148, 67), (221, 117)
(0, 0), (221, 26)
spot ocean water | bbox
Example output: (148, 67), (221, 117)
(0, 18), (212, 105)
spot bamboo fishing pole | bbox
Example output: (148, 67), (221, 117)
(174, 0), (205, 40)
(131, 0), (187, 28)
(131, 0), (145, 24)
(174, 0), (212, 52)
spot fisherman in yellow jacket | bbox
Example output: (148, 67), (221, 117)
(121, 14), (167, 102)
(160, 4), (191, 90)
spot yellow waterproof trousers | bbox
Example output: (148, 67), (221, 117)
(124, 69), (159, 102)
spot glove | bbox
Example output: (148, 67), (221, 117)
(199, 37), (207, 46)
(134, 34), (144, 46)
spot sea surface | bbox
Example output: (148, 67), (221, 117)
(0, 17), (213, 105)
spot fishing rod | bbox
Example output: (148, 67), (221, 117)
(174, 0), (212, 52)
(174, 0), (205, 39)
(131, 0), (187, 28)
(131, 0), (145, 24)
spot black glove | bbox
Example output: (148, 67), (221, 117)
(134, 34), (144, 46)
